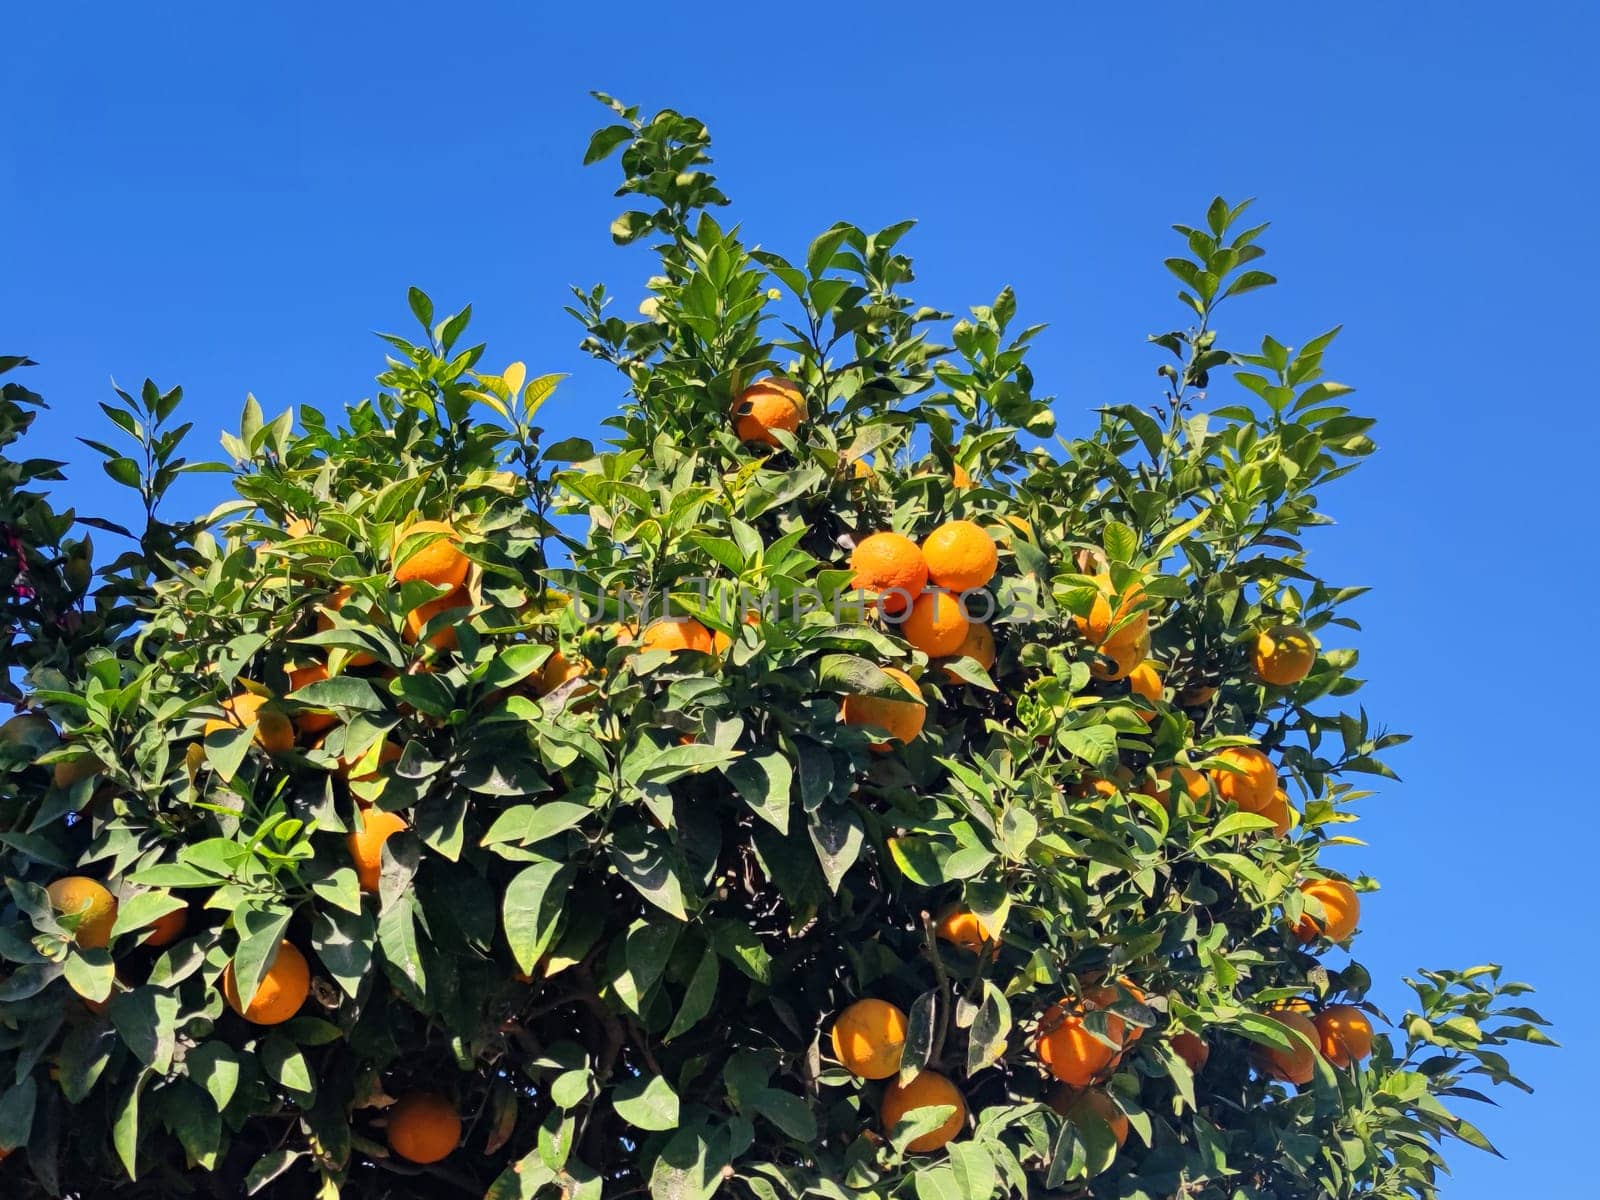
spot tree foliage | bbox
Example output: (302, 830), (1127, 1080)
(0, 96), (1551, 1198)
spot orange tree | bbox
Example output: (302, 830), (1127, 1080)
(0, 97), (1552, 1198)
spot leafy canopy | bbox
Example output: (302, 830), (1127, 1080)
(0, 95), (1550, 1199)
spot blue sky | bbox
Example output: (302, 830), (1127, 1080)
(5, 2), (1595, 1190)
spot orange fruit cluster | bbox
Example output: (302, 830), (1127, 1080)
(1035, 978), (1146, 1086)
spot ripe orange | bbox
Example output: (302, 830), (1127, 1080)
(731, 378), (804, 446)
(1175, 683), (1217, 707)
(1171, 1030), (1209, 1074)
(387, 1091), (462, 1164)
(898, 590), (969, 657)
(1089, 628), (1149, 682)
(935, 906), (1001, 955)
(638, 617), (715, 655)
(1208, 746), (1277, 813)
(841, 666), (926, 751)
(536, 649), (589, 695)
(318, 585), (377, 667)
(850, 532), (927, 615)
(1036, 1001), (1118, 1086)
(403, 586), (470, 649)
(222, 940), (310, 1025)
(46, 877), (118, 949)
(391, 520), (469, 589)
(1075, 574), (1148, 646)
(143, 905), (188, 948)
(1314, 1005), (1374, 1068)
(1253, 624), (1317, 686)
(1258, 1008), (1320, 1085)
(1127, 660), (1163, 721)
(1260, 788), (1293, 837)
(205, 692), (295, 753)
(921, 520), (998, 593)
(1294, 878), (1360, 943)
(830, 998), (908, 1079)
(880, 1071), (966, 1153)
(1061, 1087), (1128, 1148)
(348, 808), (408, 892)
(942, 620), (995, 677)
(285, 661), (338, 735)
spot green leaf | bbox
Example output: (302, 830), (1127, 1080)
(612, 1074), (679, 1132)
(162, 1082), (222, 1171)
(914, 1165), (964, 1200)
(624, 920), (681, 1001)
(245, 1148), (305, 1194)
(1205, 811), (1275, 840)
(185, 1042), (244, 1112)
(291, 676), (382, 712)
(754, 1090), (815, 1141)
(1222, 269), (1277, 299)
(109, 987), (181, 1072)
(1101, 521), (1138, 564)
(481, 800), (593, 848)
(0, 1076), (37, 1152)
(584, 123), (634, 165)
(665, 950), (718, 1041)
(112, 1072), (149, 1180)
(202, 724), (253, 783)
(56, 1021), (114, 1103)
(128, 862), (220, 888)
(946, 1143), (998, 1199)
(550, 1068), (591, 1110)
(966, 982), (1012, 1075)
(504, 860), (575, 972)
(816, 654), (903, 697)
(887, 835), (952, 886)
(103, 455), (142, 489)
(723, 750), (792, 834)
(901, 989), (937, 1078)
(229, 906), (293, 1011)
(63, 949), (116, 1003)
(310, 904), (373, 1001)
(108, 890), (188, 943)
(377, 891), (427, 1008)
(710, 920), (772, 984)
(609, 828), (688, 920)
(310, 867), (363, 916)
(808, 805), (864, 894)
(623, 741), (740, 786)
(407, 287), (433, 329)
(261, 1034), (315, 1099)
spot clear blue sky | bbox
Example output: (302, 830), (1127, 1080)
(5, 3), (1594, 1190)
